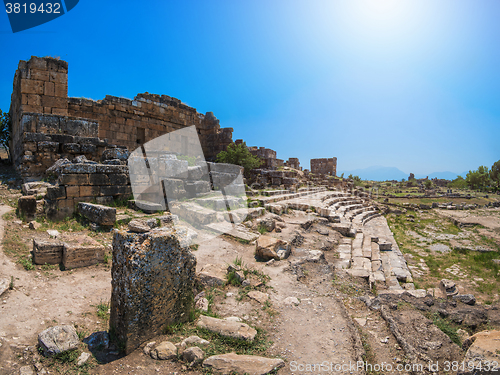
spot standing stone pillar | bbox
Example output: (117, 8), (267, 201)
(109, 227), (196, 354)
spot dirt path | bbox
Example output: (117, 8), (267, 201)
(0, 204), (112, 374)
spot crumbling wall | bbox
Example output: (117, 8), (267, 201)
(9, 56), (233, 176)
(310, 157), (337, 176)
(284, 158), (300, 170)
(110, 227), (196, 354)
(249, 146), (279, 169)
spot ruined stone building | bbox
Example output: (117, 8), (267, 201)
(9, 56), (233, 179)
(310, 157), (337, 176)
(284, 158), (301, 170)
(247, 146), (283, 170)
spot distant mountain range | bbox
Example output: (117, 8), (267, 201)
(337, 166), (468, 182)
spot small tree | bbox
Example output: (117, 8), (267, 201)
(424, 180), (432, 189)
(490, 160), (500, 191)
(466, 166), (491, 191)
(0, 109), (11, 163)
(215, 142), (262, 176)
(449, 176), (467, 189)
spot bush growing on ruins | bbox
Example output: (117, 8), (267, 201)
(0, 109), (11, 162)
(424, 180), (433, 189)
(466, 166), (491, 191)
(449, 176), (467, 189)
(216, 142), (262, 176)
(490, 160), (500, 191)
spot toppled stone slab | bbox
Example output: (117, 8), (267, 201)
(110, 227), (196, 354)
(180, 335), (210, 350)
(78, 202), (116, 226)
(198, 264), (227, 287)
(22, 181), (52, 196)
(128, 219), (152, 233)
(61, 234), (105, 269)
(38, 325), (79, 357)
(197, 315), (257, 341)
(203, 353), (285, 375)
(128, 199), (164, 213)
(205, 222), (259, 242)
(453, 294), (476, 306)
(255, 235), (291, 261)
(33, 239), (64, 265)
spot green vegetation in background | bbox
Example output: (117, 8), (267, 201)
(216, 142), (263, 177)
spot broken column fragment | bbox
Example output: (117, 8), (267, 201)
(109, 227), (196, 354)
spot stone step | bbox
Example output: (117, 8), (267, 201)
(350, 257), (371, 271)
(362, 234), (372, 258)
(371, 259), (382, 272)
(351, 232), (364, 257)
(347, 268), (370, 278)
(371, 242), (381, 261)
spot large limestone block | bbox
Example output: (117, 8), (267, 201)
(110, 227), (196, 354)
(198, 264), (227, 287)
(38, 325), (79, 357)
(78, 202), (116, 226)
(33, 239), (64, 265)
(197, 315), (257, 341)
(61, 234), (105, 269)
(255, 235), (291, 261)
(203, 352), (285, 375)
(18, 195), (37, 218)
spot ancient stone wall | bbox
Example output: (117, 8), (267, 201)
(9, 56), (234, 180)
(310, 157), (337, 176)
(284, 158), (300, 170)
(249, 146), (279, 169)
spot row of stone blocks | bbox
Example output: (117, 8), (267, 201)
(33, 235), (104, 270)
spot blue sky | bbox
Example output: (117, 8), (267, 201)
(1, 0), (499, 174)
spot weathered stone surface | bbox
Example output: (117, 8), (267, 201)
(61, 234), (105, 269)
(128, 219), (151, 233)
(197, 315), (257, 341)
(19, 365), (34, 375)
(151, 341), (177, 360)
(283, 296), (300, 306)
(195, 297), (209, 312)
(78, 202), (116, 226)
(453, 294), (476, 306)
(461, 330), (500, 375)
(247, 291), (269, 304)
(29, 220), (42, 230)
(46, 185), (66, 200)
(33, 239), (64, 265)
(183, 346), (204, 364)
(46, 158), (71, 175)
(198, 264), (227, 287)
(62, 163), (96, 174)
(110, 228), (196, 354)
(203, 353), (285, 375)
(18, 195), (37, 218)
(255, 235), (291, 261)
(101, 148), (130, 161)
(38, 325), (79, 357)
(83, 331), (109, 350)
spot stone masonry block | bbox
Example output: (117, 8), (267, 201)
(96, 165), (128, 174)
(100, 185), (132, 197)
(61, 143), (81, 154)
(108, 174), (129, 186)
(59, 174), (89, 186)
(78, 202), (116, 225)
(62, 164), (97, 174)
(89, 174), (110, 186)
(65, 186), (80, 198)
(80, 185), (100, 197)
(81, 144), (97, 154)
(46, 185), (66, 200)
(33, 239), (64, 265)
(18, 195), (37, 217)
(110, 228), (196, 354)
(61, 234), (105, 270)
(37, 141), (59, 153)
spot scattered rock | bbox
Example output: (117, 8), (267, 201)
(77, 352), (91, 367)
(183, 346), (204, 365)
(47, 229), (60, 238)
(353, 318), (367, 327)
(195, 297), (209, 312)
(19, 366), (34, 375)
(38, 325), (79, 357)
(257, 218), (275, 232)
(28, 220), (41, 230)
(203, 352), (285, 375)
(151, 341), (177, 360)
(0, 277), (10, 296)
(197, 315), (257, 341)
(247, 291), (269, 304)
(143, 341), (156, 356)
(255, 235), (291, 261)
(456, 328), (470, 343)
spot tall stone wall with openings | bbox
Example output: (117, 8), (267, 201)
(9, 56), (234, 180)
(310, 157), (337, 176)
